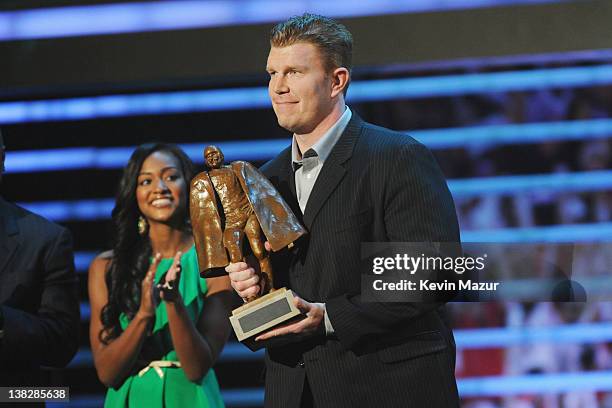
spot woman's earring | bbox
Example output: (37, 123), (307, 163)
(138, 216), (148, 236)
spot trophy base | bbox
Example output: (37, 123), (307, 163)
(229, 287), (305, 351)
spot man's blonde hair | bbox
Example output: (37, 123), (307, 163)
(270, 13), (353, 94)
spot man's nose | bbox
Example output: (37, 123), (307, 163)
(272, 74), (289, 94)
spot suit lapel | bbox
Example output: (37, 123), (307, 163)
(302, 114), (363, 229)
(288, 166), (297, 201)
(268, 147), (302, 224)
(0, 198), (20, 276)
(273, 146), (297, 197)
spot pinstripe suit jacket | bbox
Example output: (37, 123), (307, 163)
(260, 114), (460, 408)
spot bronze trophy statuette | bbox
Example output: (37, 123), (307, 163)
(190, 145), (307, 350)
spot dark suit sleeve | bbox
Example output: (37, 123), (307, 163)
(0, 228), (80, 367)
(326, 142), (460, 350)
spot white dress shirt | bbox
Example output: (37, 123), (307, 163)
(290, 106), (352, 335)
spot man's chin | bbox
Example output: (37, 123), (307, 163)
(277, 118), (311, 135)
(276, 117), (294, 132)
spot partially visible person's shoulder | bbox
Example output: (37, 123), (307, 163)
(89, 251), (113, 277)
(96, 250), (114, 260)
(359, 120), (427, 156)
(3, 199), (69, 241)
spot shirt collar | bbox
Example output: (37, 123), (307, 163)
(291, 106), (352, 166)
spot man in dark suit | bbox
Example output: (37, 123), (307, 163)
(0, 131), (80, 389)
(228, 14), (460, 407)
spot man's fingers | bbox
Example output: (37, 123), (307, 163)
(227, 267), (257, 282)
(225, 262), (250, 274)
(231, 274), (259, 292)
(264, 241), (272, 251)
(235, 284), (261, 300)
(254, 297), (323, 340)
(228, 268), (260, 300)
(256, 320), (304, 341)
(293, 296), (311, 313)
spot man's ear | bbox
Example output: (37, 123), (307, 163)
(330, 67), (350, 99)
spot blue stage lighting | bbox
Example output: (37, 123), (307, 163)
(6, 119), (612, 173)
(4, 141), (290, 173)
(3, 65), (612, 124)
(448, 170), (612, 197)
(19, 171), (612, 223)
(461, 223), (612, 243)
(0, 0), (561, 41)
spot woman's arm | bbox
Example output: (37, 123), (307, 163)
(88, 253), (160, 388)
(165, 271), (235, 382)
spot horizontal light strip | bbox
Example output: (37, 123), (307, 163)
(349, 65), (612, 101)
(46, 390), (269, 408)
(70, 342), (264, 368)
(454, 323), (612, 348)
(75, 251), (97, 272)
(494, 276), (612, 300)
(220, 388), (265, 408)
(5, 139), (291, 173)
(449, 170), (612, 197)
(21, 199), (115, 222)
(412, 118), (612, 149)
(7, 119), (612, 174)
(74, 315), (612, 348)
(69, 322), (612, 375)
(0, 87), (269, 125)
(74, 247), (612, 276)
(54, 372), (612, 402)
(461, 222), (612, 243)
(215, 373), (612, 398)
(80, 303), (90, 320)
(0, 0), (561, 42)
(19, 170), (612, 222)
(458, 371), (612, 396)
(3, 65), (612, 124)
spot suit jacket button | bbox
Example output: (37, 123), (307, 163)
(298, 360), (305, 367)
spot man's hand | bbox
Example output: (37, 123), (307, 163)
(226, 261), (262, 300)
(226, 241), (272, 300)
(255, 296), (325, 341)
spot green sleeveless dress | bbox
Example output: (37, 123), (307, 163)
(104, 246), (225, 408)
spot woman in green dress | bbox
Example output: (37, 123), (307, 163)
(88, 143), (235, 407)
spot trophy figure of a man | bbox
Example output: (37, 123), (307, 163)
(190, 145), (305, 302)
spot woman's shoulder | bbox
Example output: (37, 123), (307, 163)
(88, 250), (114, 278)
